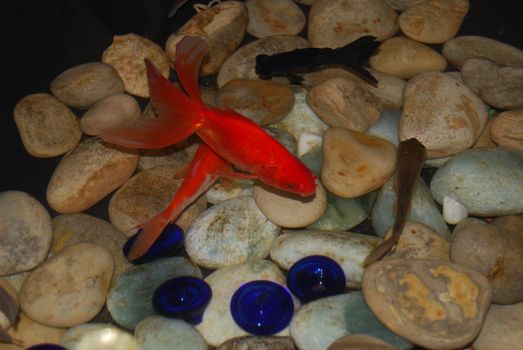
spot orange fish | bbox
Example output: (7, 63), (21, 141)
(100, 36), (317, 258)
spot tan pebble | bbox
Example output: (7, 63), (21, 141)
(473, 302), (523, 350)
(490, 109), (523, 150)
(321, 128), (396, 198)
(462, 58), (523, 110)
(246, 0), (305, 38)
(399, 0), (469, 44)
(473, 114), (496, 148)
(4, 313), (66, 350)
(108, 165), (206, 236)
(253, 181), (327, 228)
(13, 93), (81, 157)
(383, 0), (426, 10)
(138, 141), (199, 173)
(80, 93), (141, 136)
(50, 62), (125, 109)
(47, 138), (139, 213)
(0, 280), (18, 330)
(399, 71), (488, 158)
(217, 336), (296, 350)
(307, 77), (383, 131)
(369, 37), (447, 79)
(217, 79), (295, 125)
(20, 243), (114, 327)
(102, 33), (169, 97)
(443, 35), (523, 68)
(166, 1), (248, 76)
(308, 0), (398, 48)
(328, 333), (398, 350)
(490, 213), (523, 235)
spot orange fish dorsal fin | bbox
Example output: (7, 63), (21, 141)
(175, 36), (208, 101)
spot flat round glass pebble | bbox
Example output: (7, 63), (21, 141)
(230, 280), (294, 335)
(152, 276), (212, 325)
(286, 255), (346, 303)
(123, 223), (184, 264)
(26, 344), (67, 350)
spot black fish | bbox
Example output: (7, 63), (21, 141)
(363, 138), (426, 267)
(255, 35), (380, 85)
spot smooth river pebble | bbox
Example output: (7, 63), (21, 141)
(135, 316), (207, 350)
(61, 323), (137, 350)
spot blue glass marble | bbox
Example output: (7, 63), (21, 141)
(25, 344), (67, 350)
(230, 280), (294, 335)
(123, 223), (184, 264)
(286, 255), (346, 303)
(152, 276), (212, 325)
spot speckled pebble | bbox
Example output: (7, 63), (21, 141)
(246, 0), (305, 38)
(0, 191), (52, 275)
(206, 179), (253, 205)
(216, 335), (296, 350)
(61, 323), (138, 350)
(135, 316), (207, 350)
(185, 196), (280, 269)
(138, 141), (198, 173)
(383, 0), (425, 10)
(20, 242), (114, 327)
(13, 93), (81, 157)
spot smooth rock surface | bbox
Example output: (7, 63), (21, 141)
(321, 128), (397, 198)
(369, 37), (447, 79)
(383, 0), (425, 10)
(47, 137), (139, 213)
(253, 182), (327, 228)
(61, 323), (138, 350)
(13, 93), (81, 157)
(4, 313), (67, 350)
(135, 316), (207, 350)
(270, 230), (381, 288)
(246, 0), (305, 38)
(430, 147), (523, 216)
(196, 260), (292, 346)
(20, 242), (114, 327)
(399, 71), (488, 158)
(472, 302), (523, 350)
(367, 109), (401, 146)
(0, 191), (52, 275)
(206, 179), (253, 205)
(491, 109), (523, 151)
(216, 336), (296, 350)
(290, 292), (412, 350)
(399, 0), (469, 44)
(362, 258), (492, 349)
(106, 257), (201, 330)
(185, 197), (280, 269)
(50, 62), (125, 109)
(0, 279), (18, 330)
(327, 334), (398, 350)
(138, 141), (198, 173)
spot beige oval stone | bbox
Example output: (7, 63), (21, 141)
(246, 0), (305, 38)
(383, 0), (425, 10)
(0, 191), (52, 275)
(47, 137), (139, 213)
(102, 33), (169, 97)
(51, 214), (131, 276)
(473, 302), (523, 350)
(62, 323), (138, 350)
(307, 77), (383, 131)
(80, 93), (141, 136)
(399, 0), (469, 44)
(20, 242), (114, 327)
(399, 71), (488, 158)
(362, 258), (492, 349)
(462, 58), (523, 110)
(4, 313), (66, 350)
(166, 1), (248, 76)
(369, 37), (447, 79)
(217, 79), (295, 125)
(217, 35), (308, 88)
(13, 93), (81, 158)
(108, 165), (207, 236)
(490, 109), (523, 150)
(321, 128), (397, 198)
(443, 35), (523, 69)
(50, 62), (125, 109)
(253, 181), (327, 228)
(308, 0), (398, 48)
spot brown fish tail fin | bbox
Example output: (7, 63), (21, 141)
(334, 35), (380, 86)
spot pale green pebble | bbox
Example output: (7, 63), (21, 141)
(61, 323), (137, 350)
(135, 316), (208, 350)
(367, 110), (401, 146)
(299, 147), (322, 176)
(371, 176), (450, 238)
(264, 126), (297, 154)
(106, 257), (202, 329)
(290, 292), (412, 350)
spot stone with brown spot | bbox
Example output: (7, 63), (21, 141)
(490, 109), (523, 151)
(362, 258), (492, 349)
(321, 128), (397, 198)
(399, 71), (488, 158)
(246, 0), (305, 38)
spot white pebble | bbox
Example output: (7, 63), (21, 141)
(443, 195), (468, 224)
(297, 132), (323, 157)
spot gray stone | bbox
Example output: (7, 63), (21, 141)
(135, 316), (207, 350)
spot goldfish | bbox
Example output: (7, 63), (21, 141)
(363, 138), (426, 267)
(255, 35), (380, 85)
(100, 36), (317, 259)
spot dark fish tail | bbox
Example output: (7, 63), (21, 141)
(331, 35), (380, 86)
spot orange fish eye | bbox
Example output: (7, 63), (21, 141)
(283, 182), (297, 191)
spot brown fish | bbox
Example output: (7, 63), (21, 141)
(363, 138), (426, 267)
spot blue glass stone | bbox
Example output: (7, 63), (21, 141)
(230, 280), (294, 335)
(286, 255), (346, 303)
(152, 276), (212, 325)
(25, 344), (67, 350)
(123, 223), (184, 264)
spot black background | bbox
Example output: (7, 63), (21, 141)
(1, 0), (522, 219)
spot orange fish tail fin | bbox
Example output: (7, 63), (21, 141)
(127, 213), (171, 260)
(175, 36), (209, 101)
(99, 59), (205, 149)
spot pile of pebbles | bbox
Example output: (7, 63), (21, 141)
(3, 0), (523, 349)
